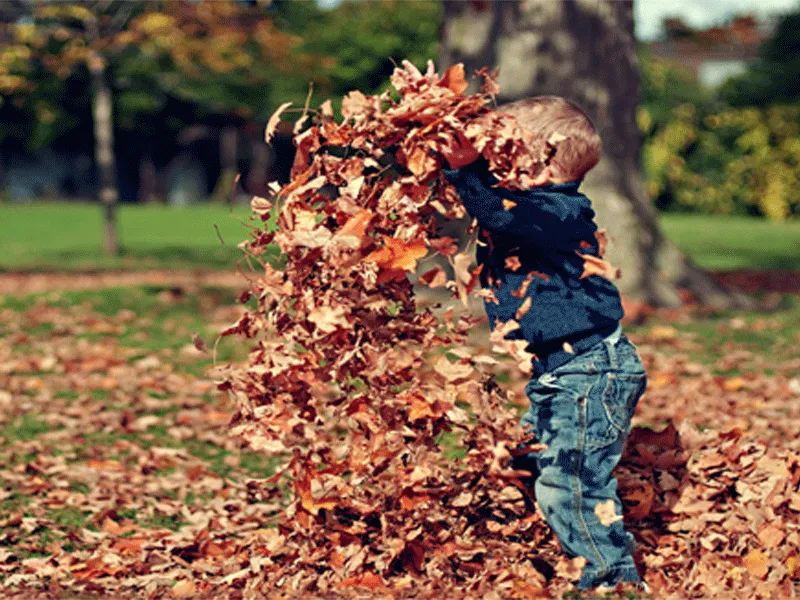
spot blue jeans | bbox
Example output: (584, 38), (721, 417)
(517, 326), (647, 589)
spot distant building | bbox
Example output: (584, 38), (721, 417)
(648, 15), (774, 87)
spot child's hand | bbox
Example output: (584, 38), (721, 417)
(441, 130), (480, 170)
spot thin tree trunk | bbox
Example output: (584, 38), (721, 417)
(89, 58), (119, 256)
(246, 137), (271, 197)
(213, 125), (238, 205)
(441, 0), (750, 309)
(137, 154), (157, 204)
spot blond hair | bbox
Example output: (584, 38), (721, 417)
(499, 96), (601, 182)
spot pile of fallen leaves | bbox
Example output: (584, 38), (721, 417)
(217, 61), (560, 598)
(215, 61), (800, 598)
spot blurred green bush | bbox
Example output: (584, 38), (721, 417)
(639, 11), (800, 221)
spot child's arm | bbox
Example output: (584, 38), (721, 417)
(442, 163), (585, 246)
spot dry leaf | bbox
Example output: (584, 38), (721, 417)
(594, 499), (623, 527)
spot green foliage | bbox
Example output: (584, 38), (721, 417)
(287, 0), (441, 97)
(640, 53), (800, 220)
(719, 12), (800, 107)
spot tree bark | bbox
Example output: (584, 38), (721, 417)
(440, 0), (749, 309)
(89, 57), (119, 256)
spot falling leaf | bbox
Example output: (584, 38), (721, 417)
(434, 356), (474, 383)
(438, 63), (469, 95)
(419, 267), (448, 289)
(502, 199), (517, 210)
(251, 196), (271, 216)
(265, 101), (292, 143)
(365, 237), (428, 279)
(452, 253), (474, 284)
(505, 256), (521, 272)
(594, 499), (623, 527)
(515, 297), (532, 320)
(576, 252), (620, 281)
(191, 333), (207, 353)
(594, 228), (608, 256)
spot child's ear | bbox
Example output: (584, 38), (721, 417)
(530, 164), (556, 187)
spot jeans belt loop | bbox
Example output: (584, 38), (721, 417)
(604, 326), (621, 370)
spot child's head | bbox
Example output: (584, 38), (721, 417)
(498, 96), (601, 184)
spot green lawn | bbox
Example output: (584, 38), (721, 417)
(659, 213), (800, 271)
(0, 203), (798, 272)
(0, 202), (253, 271)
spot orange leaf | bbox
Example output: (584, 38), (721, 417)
(111, 537), (146, 555)
(86, 459), (124, 472)
(336, 572), (386, 591)
(576, 252), (620, 281)
(742, 549), (770, 579)
(757, 523), (785, 549)
(439, 63), (469, 95)
(623, 483), (655, 520)
(505, 256), (521, 272)
(502, 199), (517, 210)
(366, 236), (428, 272)
(515, 297), (532, 320)
(295, 473), (338, 515)
(336, 209), (373, 241)
(101, 517), (122, 535)
(594, 228), (609, 256)
(172, 580), (196, 598)
(419, 266), (448, 288)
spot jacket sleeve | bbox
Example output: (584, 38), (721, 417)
(442, 165), (584, 246)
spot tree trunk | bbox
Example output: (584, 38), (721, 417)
(440, 0), (749, 309)
(213, 125), (239, 205)
(137, 154), (158, 204)
(89, 58), (119, 256)
(246, 136), (271, 197)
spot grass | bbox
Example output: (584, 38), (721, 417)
(659, 214), (800, 271)
(0, 202), (254, 272)
(0, 203), (799, 272)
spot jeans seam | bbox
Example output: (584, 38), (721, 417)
(573, 395), (608, 576)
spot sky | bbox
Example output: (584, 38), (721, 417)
(318, 0), (799, 41)
(634, 0), (799, 39)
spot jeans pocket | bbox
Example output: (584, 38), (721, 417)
(586, 372), (646, 449)
(603, 373), (646, 432)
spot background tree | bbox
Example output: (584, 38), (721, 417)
(124, 2), (322, 202)
(440, 0), (745, 308)
(1, 2), (143, 255)
(0, 1), (317, 247)
(720, 10), (800, 107)
(276, 0), (440, 99)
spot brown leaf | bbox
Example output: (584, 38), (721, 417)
(576, 252), (620, 281)
(439, 63), (469, 95)
(191, 333), (207, 353)
(265, 101), (292, 143)
(505, 256), (521, 272)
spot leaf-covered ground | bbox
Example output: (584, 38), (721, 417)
(0, 285), (799, 598)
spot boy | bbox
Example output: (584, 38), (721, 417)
(442, 96), (648, 591)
